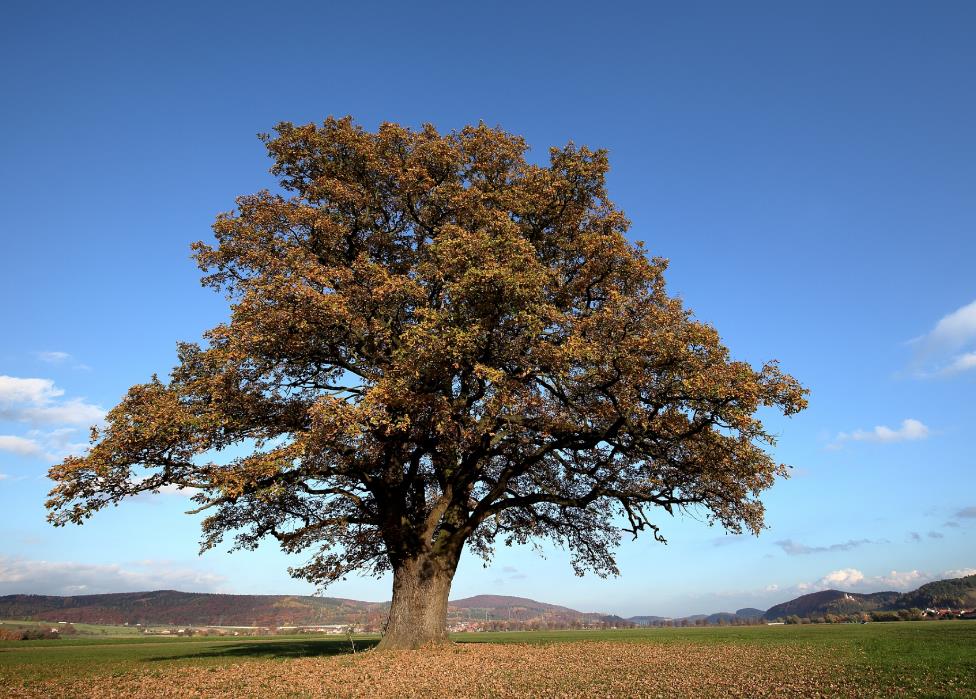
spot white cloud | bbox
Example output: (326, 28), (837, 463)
(0, 376), (63, 404)
(39, 428), (89, 458)
(776, 538), (876, 555)
(0, 557), (229, 595)
(819, 568), (865, 587)
(0, 429), (89, 461)
(911, 299), (976, 377)
(941, 352), (976, 376)
(0, 375), (104, 455)
(154, 483), (194, 496)
(0, 473), (9, 481)
(916, 299), (976, 355)
(126, 473), (195, 499)
(802, 567), (974, 594)
(876, 569), (925, 588)
(943, 568), (976, 579)
(833, 418), (929, 446)
(0, 435), (46, 458)
(15, 398), (106, 425)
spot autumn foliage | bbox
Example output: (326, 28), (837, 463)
(4, 642), (899, 698)
(47, 117), (806, 649)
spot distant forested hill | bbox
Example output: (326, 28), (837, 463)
(3, 574), (972, 627)
(0, 590), (385, 626)
(0, 591), (604, 627)
(764, 590), (899, 619)
(450, 595), (577, 616)
(895, 575), (976, 610)
(764, 574), (976, 620)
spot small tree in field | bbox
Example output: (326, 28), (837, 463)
(47, 117), (806, 650)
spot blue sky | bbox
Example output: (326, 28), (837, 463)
(1, 1), (973, 617)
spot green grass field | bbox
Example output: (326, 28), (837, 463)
(1, 622), (974, 696)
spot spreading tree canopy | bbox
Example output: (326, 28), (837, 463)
(47, 118), (807, 649)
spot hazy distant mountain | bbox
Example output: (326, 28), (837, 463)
(628, 615), (670, 625)
(627, 574), (976, 625)
(704, 612), (739, 625)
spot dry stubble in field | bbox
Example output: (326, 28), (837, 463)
(7, 640), (965, 699)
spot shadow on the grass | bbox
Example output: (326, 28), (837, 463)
(147, 638), (380, 662)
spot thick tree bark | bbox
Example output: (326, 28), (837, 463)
(377, 550), (459, 650)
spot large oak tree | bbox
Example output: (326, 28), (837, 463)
(47, 118), (806, 649)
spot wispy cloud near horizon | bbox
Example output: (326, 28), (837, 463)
(0, 557), (229, 596)
(798, 567), (976, 594)
(775, 538), (880, 556)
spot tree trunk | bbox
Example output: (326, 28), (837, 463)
(377, 551), (458, 650)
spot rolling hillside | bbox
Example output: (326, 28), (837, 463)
(764, 574), (976, 620)
(0, 591), (606, 627)
(0, 590), (386, 627)
(451, 595), (577, 614)
(447, 595), (612, 623)
(764, 590), (899, 620)
(896, 575), (976, 610)
(3, 574), (972, 627)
